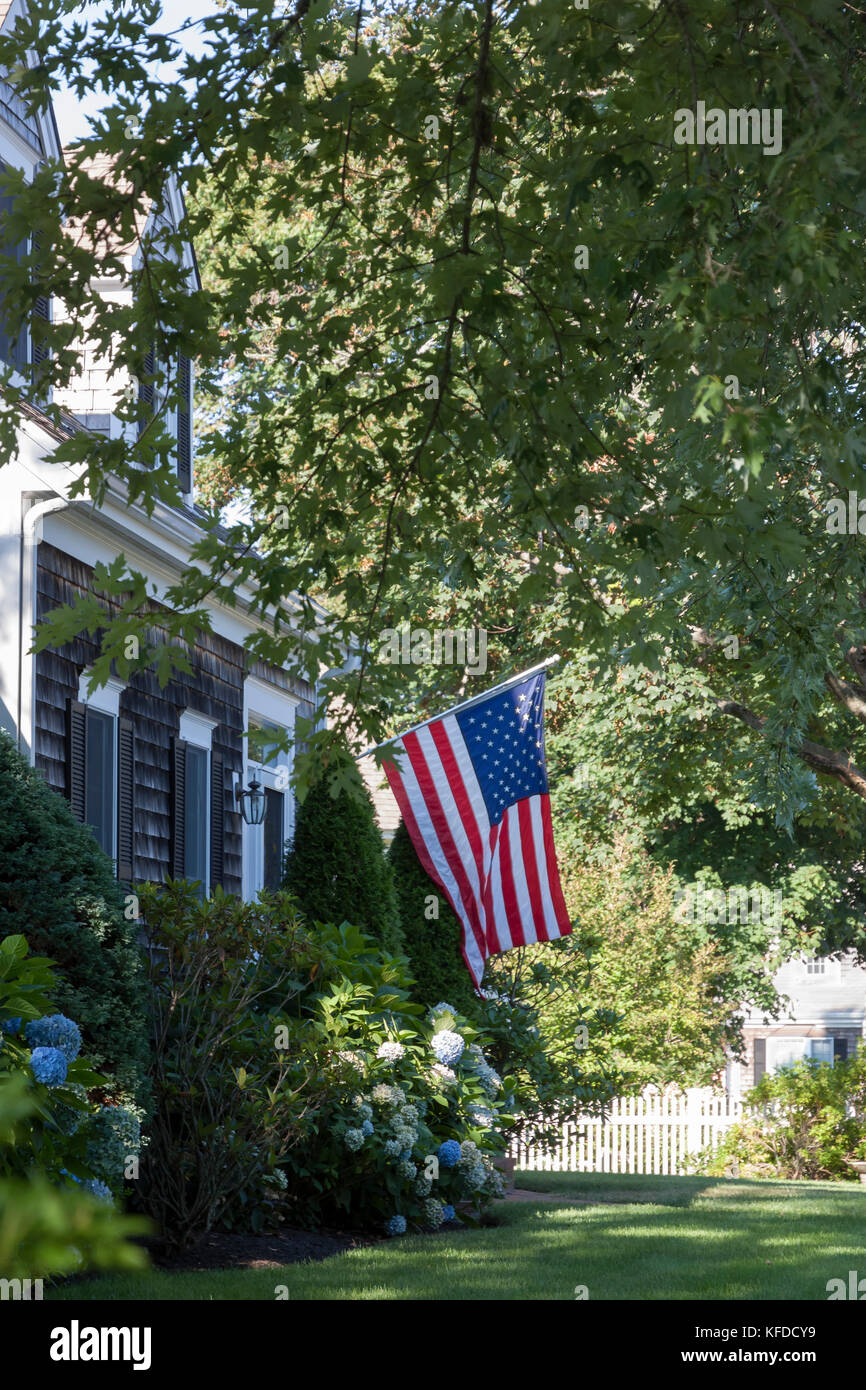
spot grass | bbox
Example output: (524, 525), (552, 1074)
(49, 1172), (866, 1301)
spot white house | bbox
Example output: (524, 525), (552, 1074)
(0, 0), (325, 900)
(726, 952), (866, 1097)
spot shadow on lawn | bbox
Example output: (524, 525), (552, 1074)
(512, 1171), (810, 1210)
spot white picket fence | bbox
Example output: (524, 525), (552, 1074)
(511, 1087), (743, 1175)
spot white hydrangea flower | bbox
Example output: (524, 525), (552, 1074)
(430, 1063), (457, 1087)
(344, 1127), (365, 1152)
(372, 1083), (403, 1106)
(377, 1041), (405, 1063)
(337, 1050), (365, 1072)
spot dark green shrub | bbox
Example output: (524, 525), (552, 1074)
(136, 881), (334, 1249)
(283, 754), (402, 951)
(387, 821), (480, 1017)
(0, 733), (148, 1110)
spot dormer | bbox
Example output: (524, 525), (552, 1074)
(52, 153), (201, 504)
(0, 0), (63, 387)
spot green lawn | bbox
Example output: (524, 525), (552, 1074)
(49, 1172), (866, 1301)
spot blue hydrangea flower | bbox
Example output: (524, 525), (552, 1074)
(441, 1204), (456, 1223)
(385, 1214), (407, 1236)
(84, 1178), (113, 1203)
(25, 1014), (81, 1063)
(361, 1119), (374, 1137)
(429, 1003), (455, 1019)
(438, 1139), (461, 1168)
(344, 1127), (365, 1152)
(0, 1017), (21, 1035)
(30, 1046), (68, 1087)
(431, 1030), (464, 1066)
(383, 1139), (402, 1158)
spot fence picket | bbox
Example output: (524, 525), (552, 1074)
(512, 1087), (741, 1175)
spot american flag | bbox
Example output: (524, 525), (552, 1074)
(382, 666), (572, 987)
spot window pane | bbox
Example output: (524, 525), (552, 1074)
(249, 719), (284, 770)
(85, 707), (115, 859)
(185, 745), (209, 895)
(766, 1037), (810, 1073)
(263, 788), (284, 891)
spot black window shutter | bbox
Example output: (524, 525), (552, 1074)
(66, 698), (87, 823)
(833, 1037), (848, 1063)
(753, 1037), (766, 1085)
(0, 162), (27, 368)
(30, 227), (50, 386)
(210, 750), (224, 891)
(138, 346), (155, 437)
(171, 737), (187, 879)
(117, 717), (135, 882)
(177, 353), (192, 493)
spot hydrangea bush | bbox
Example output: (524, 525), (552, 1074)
(0, 934), (140, 1203)
(285, 975), (516, 1233)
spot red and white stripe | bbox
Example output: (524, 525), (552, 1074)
(384, 712), (572, 987)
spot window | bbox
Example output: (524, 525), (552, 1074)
(0, 162), (29, 370)
(171, 709), (223, 897)
(84, 706), (116, 859)
(184, 743), (209, 895)
(263, 786), (285, 890)
(805, 959), (827, 976)
(240, 681), (298, 903)
(66, 673), (134, 878)
(765, 1036), (834, 1074)
(0, 162), (51, 380)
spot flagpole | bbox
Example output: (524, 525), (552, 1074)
(356, 655), (560, 760)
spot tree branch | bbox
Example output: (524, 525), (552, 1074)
(714, 699), (866, 800)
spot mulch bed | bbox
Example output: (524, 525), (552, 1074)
(143, 1227), (378, 1272)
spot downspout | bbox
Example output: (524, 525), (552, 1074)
(18, 491), (70, 762)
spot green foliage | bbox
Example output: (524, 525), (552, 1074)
(547, 655), (866, 972)
(0, 936), (149, 1277)
(698, 1055), (866, 1182)
(286, 973), (511, 1232)
(0, 1074), (148, 1280)
(387, 821), (480, 1018)
(550, 844), (739, 1092)
(479, 945), (618, 1149)
(0, 732), (149, 1109)
(283, 755), (402, 952)
(135, 881), (335, 1249)
(5, 0), (866, 853)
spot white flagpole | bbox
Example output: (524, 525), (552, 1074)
(356, 654), (560, 760)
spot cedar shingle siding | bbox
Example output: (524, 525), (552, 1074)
(35, 542), (314, 893)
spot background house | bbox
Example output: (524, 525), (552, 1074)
(726, 952), (866, 1098)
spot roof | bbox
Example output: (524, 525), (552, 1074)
(9, 393), (92, 442)
(0, 4), (13, 31)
